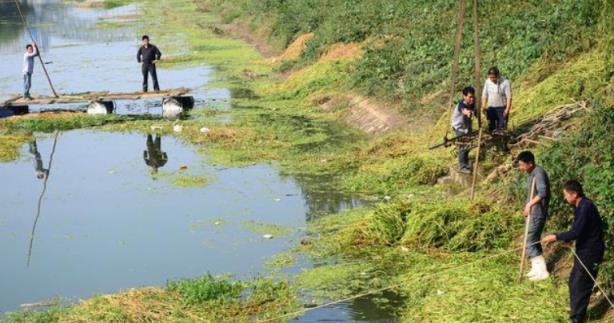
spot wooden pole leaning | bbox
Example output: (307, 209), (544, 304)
(470, 0), (482, 200)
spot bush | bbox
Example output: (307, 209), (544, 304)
(538, 101), (613, 288)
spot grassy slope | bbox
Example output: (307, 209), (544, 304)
(199, 0), (613, 321)
(1, 0), (611, 321)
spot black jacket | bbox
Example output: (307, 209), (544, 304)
(137, 45), (162, 64)
(556, 198), (605, 261)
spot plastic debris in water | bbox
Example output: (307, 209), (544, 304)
(384, 195), (391, 201)
(173, 124), (183, 132)
(179, 165), (188, 171)
(200, 127), (210, 133)
(273, 198), (281, 202)
(263, 234), (274, 239)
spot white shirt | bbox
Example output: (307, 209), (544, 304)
(22, 47), (38, 74)
(482, 78), (511, 108)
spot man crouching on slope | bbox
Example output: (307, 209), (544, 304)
(450, 86), (475, 174)
(543, 180), (605, 323)
(516, 150), (550, 281)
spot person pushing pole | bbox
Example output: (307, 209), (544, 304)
(13, 0), (58, 98)
(543, 180), (608, 323)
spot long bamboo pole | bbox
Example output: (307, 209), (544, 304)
(442, 0), (467, 140)
(13, 0), (59, 98)
(470, 0), (482, 200)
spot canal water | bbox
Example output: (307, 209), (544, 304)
(0, 1), (397, 321)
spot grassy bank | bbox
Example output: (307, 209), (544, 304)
(1, 0), (612, 321)
(6, 275), (296, 322)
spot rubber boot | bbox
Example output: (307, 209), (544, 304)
(528, 255), (549, 281)
(525, 257), (538, 278)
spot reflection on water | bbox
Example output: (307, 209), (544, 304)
(289, 174), (363, 222)
(295, 293), (401, 323)
(26, 131), (60, 268)
(144, 133), (167, 174)
(0, 130), (363, 313)
(27, 140), (49, 180)
(0, 0), (137, 54)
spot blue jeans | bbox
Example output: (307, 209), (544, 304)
(486, 106), (507, 132)
(526, 211), (546, 257)
(23, 72), (32, 97)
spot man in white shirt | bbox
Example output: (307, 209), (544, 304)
(22, 42), (39, 100)
(481, 67), (512, 134)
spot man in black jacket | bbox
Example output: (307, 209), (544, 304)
(137, 35), (162, 92)
(543, 180), (606, 323)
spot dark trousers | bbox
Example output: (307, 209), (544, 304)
(142, 63), (159, 92)
(455, 129), (470, 169)
(569, 255), (600, 323)
(486, 106), (507, 132)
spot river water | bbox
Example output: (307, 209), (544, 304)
(0, 1), (395, 321)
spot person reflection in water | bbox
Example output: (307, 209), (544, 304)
(28, 140), (49, 180)
(144, 134), (167, 175)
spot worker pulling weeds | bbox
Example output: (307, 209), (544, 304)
(543, 180), (606, 323)
(516, 151), (551, 281)
(22, 42), (39, 100)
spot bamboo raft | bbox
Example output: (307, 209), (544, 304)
(0, 88), (190, 107)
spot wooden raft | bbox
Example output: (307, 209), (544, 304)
(1, 88), (190, 107)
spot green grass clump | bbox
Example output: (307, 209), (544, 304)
(240, 220), (292, 237)
(103, 0), (136, 9)
(170, 175), (212, 188)
(167, 274), (243, 305)
(401, 198), (519, 251)
(341, 153), (448, 194)
(352, 202), (410, 246)
(0, 132), (32, 162)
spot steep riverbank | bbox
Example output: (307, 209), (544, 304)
(2, 0), (612, 322)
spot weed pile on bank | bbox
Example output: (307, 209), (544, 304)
(4, 275), (297, 322)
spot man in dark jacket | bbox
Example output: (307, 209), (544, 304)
(543, 180), (606, 323)
(137, 35), (162, 92)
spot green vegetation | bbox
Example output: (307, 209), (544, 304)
(240, 220), (293, 237)
(2, 0), (611, 321)
(4, 275), (297, 322)
(207, 0), (607, 110)
(102, 0), (136, 9)
(169, 175), (213, 188)
(167, 274), (243, 304)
